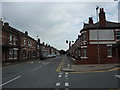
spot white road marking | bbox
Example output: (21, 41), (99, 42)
(60, 72), (62, 75)
(58, 75), (62, 78)
(0, 75), (22, 87)
(31, 66), (42, 71)
(65, 82), (69, 87)
(115, 75), (120, 78)
(65, 75), (68, 77)
(65, 73), (68, 75)
(56, 82), (60, 86)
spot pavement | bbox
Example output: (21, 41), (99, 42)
(61, 56), (120, 72)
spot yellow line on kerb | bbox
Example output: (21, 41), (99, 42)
(66, 67), (120, 73)
(56, 56), (65, 72)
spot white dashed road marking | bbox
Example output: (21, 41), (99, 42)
(65, 82), (69, 87)
(0, 75), (22, 87)
(65, 75), (68, 78)
(56, 82), (61, 86)
(60, 72), (62, 75)
(58, 75), (62, 78)
(115, 75), (120, 78)
(31, 66), (42, 71)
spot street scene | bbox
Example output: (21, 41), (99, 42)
(0, 1), (120, 90)
(1, 55), (120, 89)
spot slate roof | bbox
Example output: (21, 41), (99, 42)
(80, 21), (120, 33)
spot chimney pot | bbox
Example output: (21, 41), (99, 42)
(89, 17), (93, 24)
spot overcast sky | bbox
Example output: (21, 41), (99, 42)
(1, 1), (119, 50)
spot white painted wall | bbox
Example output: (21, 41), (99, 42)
(89, 29), (114, 40)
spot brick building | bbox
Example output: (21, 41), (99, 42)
(68, 8), (120, 64)
(1, 21), (59, 62)
(2, 22), (37, 62)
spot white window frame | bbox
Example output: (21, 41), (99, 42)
(9, 35), (12, 44)
(13, 37), (16, 45)
(9, 49), (13, 59)
(14, 50), (18, 59)
(24, 39), (26, 45)
(107, 46), (112, 58)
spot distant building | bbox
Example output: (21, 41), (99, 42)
(69, 8), (120, 64)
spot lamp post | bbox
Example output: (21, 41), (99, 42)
(66, 40), (74, 69)
(96, 5), (100, 64)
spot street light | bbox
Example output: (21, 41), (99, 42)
(96, 5), (100, 64)
(66, 40), (74, 69)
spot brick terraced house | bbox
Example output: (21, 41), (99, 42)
(68, 8), (120, 64)
(1, 21), (60, 62)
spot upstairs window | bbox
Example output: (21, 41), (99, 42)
(24, 39), (26, 45)
(9, 35), (12, 44)
(28, 40), (32, 47)
(82, 33), (87, 41)
(13, 37), (17, 45)
(116, 31), (120, 40)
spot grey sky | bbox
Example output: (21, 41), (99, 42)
(2, 2), (118, 50)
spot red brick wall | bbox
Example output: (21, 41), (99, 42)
(75, 44), (118, 64)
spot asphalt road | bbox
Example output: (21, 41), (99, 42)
(1, 55), (120, 89)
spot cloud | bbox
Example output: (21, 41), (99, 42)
(2, 2), (118, 50)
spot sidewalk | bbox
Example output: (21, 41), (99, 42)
(61, 56), (120, 72)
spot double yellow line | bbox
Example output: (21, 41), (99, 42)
(56, 56), (65, 72)
(65, 67), (120, 73)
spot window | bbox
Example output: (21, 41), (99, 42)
(24, 39), (26, 45)
(14, 50), (18, 59)
(107, 47), (112, 57)
(83, 33), (87, 41)
(28, 40), (32, 46)
(13, 37), (16, 45)
(33, 51), (36, 56)
(9, 35), (12, 44)
(23, 50), (27, 58)
(37, 45), (39, 49)
(83, 48), (87, 57)
(116, 31), (120, 40)
(9, 49), (13, 59)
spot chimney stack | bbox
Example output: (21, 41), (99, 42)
(25, 31), (28, 35)
(4, 22), (9, 26)
(99, 8), (106, 27)
(89, 17), (93, 24)
(42, 42), (44, 45)
(38, 38), (40, 44)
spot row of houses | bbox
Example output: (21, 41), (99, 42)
(0, 20), (60, 62)
(68, 8), (120, 64)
